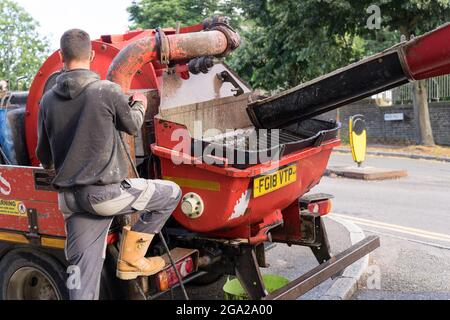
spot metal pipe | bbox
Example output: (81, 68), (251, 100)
(106, 36), (158, 92)
(107, 28), (239, 92)
(167, 31), (227, 61)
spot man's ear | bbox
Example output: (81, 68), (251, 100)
(59, 51), (65, 63)
(90, 50), (96, 62)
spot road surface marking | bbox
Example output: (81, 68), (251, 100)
(365, 229), (450, 251)
(332, 213), (450, 243)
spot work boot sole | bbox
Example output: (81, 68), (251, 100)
(116, 267), (164, 280)
(116, 258), (166, 280)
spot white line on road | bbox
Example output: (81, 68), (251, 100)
(332, 213), (450, 244)
(364, 229), (450, 251)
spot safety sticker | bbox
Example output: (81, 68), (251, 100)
(0, 199), (27, 217)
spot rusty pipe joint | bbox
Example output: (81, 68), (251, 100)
(211, 24), (241, 58)
(156, 27), (239, 66)
(202, 15), (232, 30)
(202, 15), (241, 57)
(158, 15), (240, 66)
(156, 28), (170, 65)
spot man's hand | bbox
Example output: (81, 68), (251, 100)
(129, 93), (148, 113)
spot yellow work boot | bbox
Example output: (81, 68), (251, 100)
(116, 226), (166, 280)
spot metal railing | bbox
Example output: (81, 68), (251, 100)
(392, 75), (450, 104)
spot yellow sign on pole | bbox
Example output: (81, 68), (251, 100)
(349, 115), (367, 167)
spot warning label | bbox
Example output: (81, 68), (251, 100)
(0, 199), (27, 217)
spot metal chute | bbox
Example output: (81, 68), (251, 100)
(247, 23), (450, 129)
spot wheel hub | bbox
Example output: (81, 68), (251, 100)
(6, 267), (60, 300)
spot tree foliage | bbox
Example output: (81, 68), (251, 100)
(333, 0), (450, 37)
(128, 0), (241, 30)
(128, 0), (450, 145)
(0, 0), (50, 90)
(316, 0), (450, 146)
(232, 0), (450, 91)
(229, 1), (366, 91)
(128, 0), (450, 92)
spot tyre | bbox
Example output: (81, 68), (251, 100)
(100, 245), (127, 300)
(0, 249), (69, 300)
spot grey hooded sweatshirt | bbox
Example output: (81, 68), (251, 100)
(36, 69), (145, 189)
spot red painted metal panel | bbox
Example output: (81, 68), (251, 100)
(153, 119), (337, 240)
(159, 149), (333, 236)
(403, 23), (450, 80)
(0, 166), (65, 236)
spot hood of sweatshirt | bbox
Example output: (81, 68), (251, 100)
(53, 69), (100, 100)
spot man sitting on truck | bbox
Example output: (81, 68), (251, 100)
(36, 29), (182, 300)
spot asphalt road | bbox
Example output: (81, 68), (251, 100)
(313, 153), (450, 300)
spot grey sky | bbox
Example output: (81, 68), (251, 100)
(15, 0), (133, 51)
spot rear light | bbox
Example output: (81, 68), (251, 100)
(307, 199), (333, 216)
(156, 271), (170, 292)
(155, 256), (195, 292)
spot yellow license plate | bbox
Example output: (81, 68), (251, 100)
(254, 165), (297, 198)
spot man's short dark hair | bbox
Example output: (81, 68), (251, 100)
(60, 29), (92, 62)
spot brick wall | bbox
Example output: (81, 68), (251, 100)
(321, 100), (450, 146)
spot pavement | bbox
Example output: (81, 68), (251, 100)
(314, 152), (450, 300)
(327, 165), (408, 180)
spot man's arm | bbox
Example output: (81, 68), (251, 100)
(36, 107), (54, 170)
(112, 84), (147, 135)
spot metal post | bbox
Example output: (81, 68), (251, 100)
(235, 244), (268, 300)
